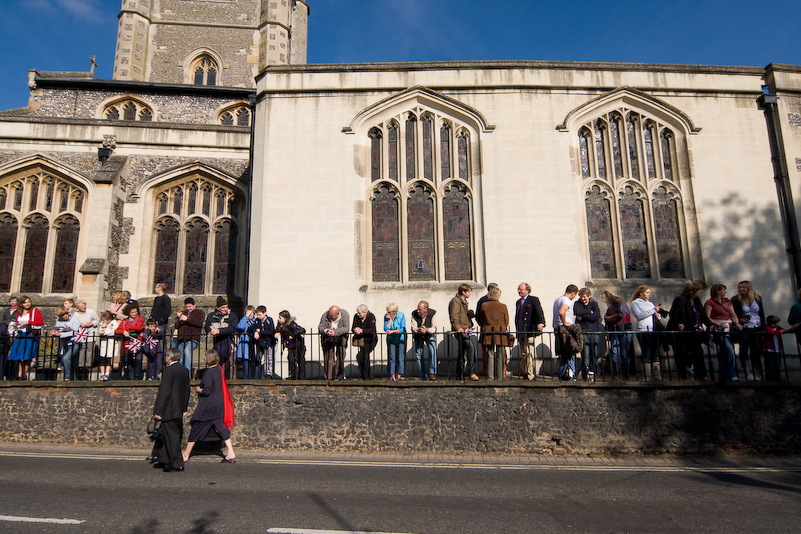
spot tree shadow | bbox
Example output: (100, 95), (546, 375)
(308, 492), (358, 532)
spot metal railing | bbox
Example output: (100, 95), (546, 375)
(0, 329), (798, 383)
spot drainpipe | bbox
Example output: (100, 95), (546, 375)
(244, 93), (256, 303)
(757, 90), (801, 294)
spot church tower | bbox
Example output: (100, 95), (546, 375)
(112, 0), (309, 87)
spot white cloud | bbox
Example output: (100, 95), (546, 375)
(21, 0), (105, 23)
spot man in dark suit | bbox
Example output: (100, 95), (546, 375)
(153, 347), (190, 472)
(516, 282), (546, 381)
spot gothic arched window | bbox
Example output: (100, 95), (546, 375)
(150, 175), (241, 295)
(192, 56), (218, 86)
(0, 171), (86, 294)
(367, 107), (477, 283)
(578, 106), (687, 280)
(103, 97), (155, 122)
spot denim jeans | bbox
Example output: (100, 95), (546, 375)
(60, 341), (80, 380)
(414, 336), (437, 378)
(455, 333), (475, 378)
(172, 339), (198, 371)
(388, 342), (405, 376)
(609, 331), (633, 365)
(713, 333), (737, 380)
(582, 333), (601, 374)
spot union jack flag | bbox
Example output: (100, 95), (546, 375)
(125, 338), (142, 353)
(143, 335), (158, 350)
(71, 328), (90, 344)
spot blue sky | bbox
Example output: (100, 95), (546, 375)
(1, 0), (799, 110)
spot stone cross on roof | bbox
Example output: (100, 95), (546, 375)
(89, 56), (98, 75)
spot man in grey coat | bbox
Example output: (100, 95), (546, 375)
(318, 306), (350, 380)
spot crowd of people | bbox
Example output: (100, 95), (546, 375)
(0, 279), (799, 383)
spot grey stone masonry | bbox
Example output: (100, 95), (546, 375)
(0, 382), (798, 456)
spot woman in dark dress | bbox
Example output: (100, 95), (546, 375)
(278, 310), (306, 380)
(182, 350), (236, 463)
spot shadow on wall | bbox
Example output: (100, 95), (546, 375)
(700, 191), (790, 313)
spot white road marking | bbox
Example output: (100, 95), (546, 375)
(0, 514), (84, 524)
(0, 449), (796, 474)
(267, 530), (414, 534)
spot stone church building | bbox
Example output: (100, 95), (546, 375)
(1, 0), (800, 341)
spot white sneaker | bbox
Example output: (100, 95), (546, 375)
(747, 373), (755, 381)
(731, 376), (739, 382)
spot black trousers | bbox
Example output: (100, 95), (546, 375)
(158, 418), (184, 469)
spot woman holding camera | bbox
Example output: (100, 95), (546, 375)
(732, 280), (765, 381)
(667, 282), (713, 381)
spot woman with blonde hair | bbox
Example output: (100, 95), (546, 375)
(731, 280), (765, 381)
(630, 285), (663, 381)
(384, 303), (406, 381)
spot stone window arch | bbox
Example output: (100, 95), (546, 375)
(191, 55), (218, 86)
(573, 100), (694, 280)
(218, 102), (251, 127)
(149, 174), (241, 295)
(0, 169), (87, 294)
(101, 95), (155, 122)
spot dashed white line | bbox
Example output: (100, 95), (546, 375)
(0, 514), (84, 525)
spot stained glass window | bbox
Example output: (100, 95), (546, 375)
(106, 108), (120, 120)
(74, 193), (83, 213)
(172, 188), (182, 215)
(369, 128), (381, 182)
(422, 115), (433, 181)
(213, 221), (237, 294)
(229, 197), (239, 218)
(221, 112), (234, 126)
(388, 122), (398, 182)
(610, 115), (624, 179)
(618, 188), (650, 278)
(139, 108), (152, 122)
(440, 124), (451, 180)
(153, 218), (179, 293)
(0, 214), (18, 292)
(157, 193), (168, 215)
(29, 180), (39, 211)
(13, 183), (23, 211)
(60, 188), (69, 212)
(367, 108), (477, 283)
(51, 217), (80, 292)
(653, 188), (684, 278)
(594, 123), (606, 180)
(44, 181), (54, 212)
(202, 186), (211, 216)
(216, 192), (225, 217)
(579, 129), (590, 179)
(585, 186), (616, 278)
(0, 188), (6, 210)
(457, 131), (469, 181)
(371, 185), (400, 282)
(407, 184), (435, 281)
(442, 183), (472, 281)
(644, 123), (656, 180)
(20, 216), (49, 293)
(183, 219), (208, 294)
(661, 130), (674, 181)
(627, 115), (640, 181)
(188, 184), (197, 215)
(405, 116), (416, 181)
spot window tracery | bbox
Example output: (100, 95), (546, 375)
(0, 171), (86, 293)
(368, 107), (476, 282)
(578, 106), (685, 280)
(150, 176), (240, 295)
(103, 98), (154, 122)
(192, 55), (218, 86)
(218, 104), (251, 127)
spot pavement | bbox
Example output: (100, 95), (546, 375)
(2, 441), (800, 471)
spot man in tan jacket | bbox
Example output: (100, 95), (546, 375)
(449, 283), (478, 381)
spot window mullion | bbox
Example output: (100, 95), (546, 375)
(175, 225), (187, 295)
(399, 192), (409, 283)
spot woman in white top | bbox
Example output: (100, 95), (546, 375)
(630, 285), (663, 381)
(731, 280), (766, 381)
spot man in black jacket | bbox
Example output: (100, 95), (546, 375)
(153, 348), (190, 472)
(515, 282), (546, 381)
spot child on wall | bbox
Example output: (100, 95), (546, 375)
(762, 315), (794, 382)
(141, 317), (164, 380)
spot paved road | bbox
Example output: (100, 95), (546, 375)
(0, 446), (800, 533)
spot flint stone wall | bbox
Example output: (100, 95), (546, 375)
(0, 382), (799, 456)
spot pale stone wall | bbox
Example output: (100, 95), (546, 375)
(250, 62), (798, 333)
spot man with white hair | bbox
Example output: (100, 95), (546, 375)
(318, 306), (350, 380)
